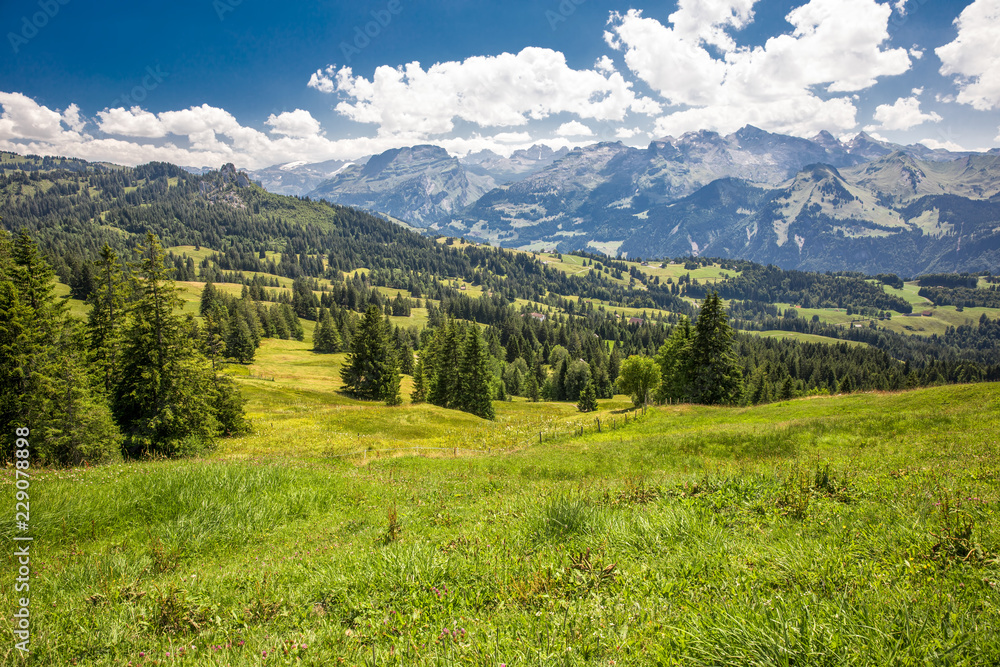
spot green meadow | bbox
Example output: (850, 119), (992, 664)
(2, 331), (999, 665)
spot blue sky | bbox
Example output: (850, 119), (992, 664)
(1, 0), (998, 169)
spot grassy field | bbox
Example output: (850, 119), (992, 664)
(19, 264), (999, 664)
(3, 352), (999, 664)
(755, 330), (870, 348)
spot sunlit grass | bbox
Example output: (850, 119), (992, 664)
(1, 382), (999, 665)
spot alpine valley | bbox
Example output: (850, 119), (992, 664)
(267, 126), (1000, 276)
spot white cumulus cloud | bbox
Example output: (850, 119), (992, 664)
(0, 93), (577, 169)
(667, 0), (758, 52)
(615, 127), (643, 139)
(555, 121), (595, 137)
(0, 92), (73, 141)
(309, 47), (660, 138)
(919, 137), (967, 152)
(937, 0), (1000, 110)
(265, 109), (323, 138)
(61, 104), (86, 133)
(865, 96), (942, 131)
(97, 107), (166, 138)
(606, 0), (911, 137)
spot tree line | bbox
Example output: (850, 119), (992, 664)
(1, 230), (248, 465)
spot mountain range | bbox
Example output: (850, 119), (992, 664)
(245, 126), (1000, 275)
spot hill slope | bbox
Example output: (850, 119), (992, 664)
(10, 380), (1000, 664)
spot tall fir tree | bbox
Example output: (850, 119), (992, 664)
(410, 356), (427, 403)
(225, 314), (256, 363)
(399, 344), (415, 375)
(115, 233), (227, 455)
(200, 302), (229, 375)
(456, 325), (495, 420)
(199, 281), (220, 316)
(1, 231), (121, 464)
(688, 292), (742, 405)
(526, 370), (541, 402)
(87, 244), (128, 395)
(654, 316), (693, 402)
(577, 380), (598, 412)
(340, 304), (401, 405)
(427, 319), (461, 408)
(313, 308), (342, 353)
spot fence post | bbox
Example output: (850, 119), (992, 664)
(539, 431), (543, 444)
(597, 418), (601, 433)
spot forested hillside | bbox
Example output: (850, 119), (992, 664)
(3, 154), (1000, 465)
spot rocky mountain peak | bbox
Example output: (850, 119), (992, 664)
(219, 162), (250, 188)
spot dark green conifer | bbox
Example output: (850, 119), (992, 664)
(340, 304), (401, 405)
(313, 308), (342, 353)
(688, 292), (742, 405)
(457, 325), (495, 420)
(577, 380), (598, 413)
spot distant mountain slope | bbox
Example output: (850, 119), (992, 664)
(614, 164), (1000, 275)
(446, 127), (867, 249)
(248, 159), (351, 196)
(460, 144), (570, 183)
(842, 152), (1000, 204)
(307, 145), (496, 226)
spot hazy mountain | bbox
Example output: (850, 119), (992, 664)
(246, 159), (353, 196)
(307, 145), (496, 226)
(842, 151), (1000, 204)
(613, 163), (1000, 275)
(460, 144), (570, 183)
(445, 126), (867, 246)
(8, 121), (997, 275)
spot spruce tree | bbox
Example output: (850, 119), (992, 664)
(399, 344), (415, 375)
(688, 292), (742, 405)
(313, 308), (342, 353)
(411, 356), (427, 403)
(577, 380), (598, 412)
(200, 302), (229, 374)
(199, 281), (219, 316)
(115, 233), (222, 455)
(87, 245), (128, 395)
(427, 319), (460, 408)
(226, 314), (256, 363)
(654, 316), (693, 402)
(457, 325), (495, 420)
(526, 371), (541, 402)
(340, 304), (401, 405)
(1, 231), (121, 465)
